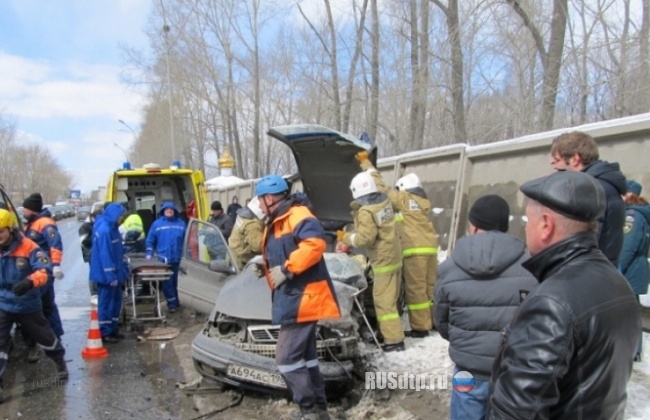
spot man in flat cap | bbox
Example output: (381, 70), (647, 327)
(487, 171), (641, 420)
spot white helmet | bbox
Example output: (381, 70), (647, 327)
(350, 172), (378, 199)
(247, 196), (265, 220)
(395, 173), (421, 191)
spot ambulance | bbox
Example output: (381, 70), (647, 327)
(104, 161), (208, 235)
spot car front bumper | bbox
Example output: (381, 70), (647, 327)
(191, 329), (356, 395)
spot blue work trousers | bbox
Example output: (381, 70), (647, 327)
(97, 284), (122, 337)
(276, 322), (326, 410)
(161, 262), (180, 310)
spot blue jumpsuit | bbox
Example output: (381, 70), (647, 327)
(145, 202), (186, 310)
(89, 203), (129, 337)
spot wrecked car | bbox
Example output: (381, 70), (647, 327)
(180, 124), (378, 394)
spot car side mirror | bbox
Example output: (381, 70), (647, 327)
(209, 260), (236, 275)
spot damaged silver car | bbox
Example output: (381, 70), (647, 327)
(182, 124), (378, 394)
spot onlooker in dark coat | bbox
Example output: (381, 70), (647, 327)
(208, 200), (234, 239)
(435, 195), (538, 420)
(227, 196), (242, 220)
(620, 179), (650, 362)
(550, 131), (627, 265)
(78, 209), (102, 296)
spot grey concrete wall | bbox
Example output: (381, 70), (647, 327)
(208, 113), (650, 252)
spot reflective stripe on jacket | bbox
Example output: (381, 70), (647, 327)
(344, 194), (402, 273)
(0, 229), (51, 313)
(145, 202), (186, 264)
(262, 195), (340, 325)
(25, 209), (63, 265)
(362, 160), (438, 256)
(228, 208), (263, 270)
(89, 203), (129, 286)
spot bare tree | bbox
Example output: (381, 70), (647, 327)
(431, 0), (466, 144)
(506, 0), (568, 130)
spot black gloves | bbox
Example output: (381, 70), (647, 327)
(13, 279), (34, 296)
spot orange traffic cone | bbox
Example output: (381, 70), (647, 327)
(81, 308), (109, 358)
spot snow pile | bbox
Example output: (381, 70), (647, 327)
(205, 175), (247, 190)
(362, 331), (650, 419)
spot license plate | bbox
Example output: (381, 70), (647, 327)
(227, 364), (287, 389)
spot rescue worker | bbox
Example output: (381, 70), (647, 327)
(357, 152), (438, 336)
(0, 208), (67, 401)
(255, 174), (340, 420)
(228, 196), (264, 270)
(145, 202), (186, 313)
(119, 210), (145, 254)
(90, 203), (129, 343)
(337, 171), (405, 352)
(21, 193), (65, 361)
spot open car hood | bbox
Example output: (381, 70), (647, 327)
(267, 125), (376, 226)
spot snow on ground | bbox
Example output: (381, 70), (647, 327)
(364, 331), (650, 419)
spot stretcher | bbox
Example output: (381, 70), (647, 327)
(125, 254), (173, 327)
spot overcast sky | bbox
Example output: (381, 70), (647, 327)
(0, 0), (151, 196)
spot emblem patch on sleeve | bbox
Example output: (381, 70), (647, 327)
(47, 227), (57, 239)
(36, 252), (50, 265)
(623, 215), (634, 234)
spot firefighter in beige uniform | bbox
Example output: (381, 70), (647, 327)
(337, 171), (405, 352)
(358, 153), (438, 336)
(228, 196), (265, 271)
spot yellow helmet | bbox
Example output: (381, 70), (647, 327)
(0, 208), (17, 229)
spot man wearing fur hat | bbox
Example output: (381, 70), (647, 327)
(21, 193), (65, 361)
(488, 171), (641, 419)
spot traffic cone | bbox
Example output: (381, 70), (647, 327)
(81, 308), (109, 358)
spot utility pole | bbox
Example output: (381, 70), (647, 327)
(160, 0), (176, 163)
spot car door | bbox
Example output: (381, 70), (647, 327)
(179, 218), (239, 314)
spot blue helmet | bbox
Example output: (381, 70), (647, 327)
(256, 175), (289, 196)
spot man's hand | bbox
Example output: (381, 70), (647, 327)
(145, 254), (152, 260)
(13, 279), (33, 296)
(355, 151), (369, 162)
(269, 266), (290, 288)
(53, 266), (65, 280)
(336, 230), (346, 242)
(109, 280), (118, 287)
(249, 255), (265, 278)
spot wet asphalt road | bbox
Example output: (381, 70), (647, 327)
(0, 218), (197, 420)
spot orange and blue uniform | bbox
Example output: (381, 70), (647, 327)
(24, 208), (64, 337)
(0, 228), (65, 383)
(261, 192), (340, 413)
(261, 194), (340, 325)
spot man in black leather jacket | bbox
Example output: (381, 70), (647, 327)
(488, 171), (641, 420)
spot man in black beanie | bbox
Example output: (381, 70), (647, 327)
(21, 192), (66, 362)
(435, 194), (537, 419)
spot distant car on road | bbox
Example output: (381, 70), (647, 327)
(76, 206), (91, 222)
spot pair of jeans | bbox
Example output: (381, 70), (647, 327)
(450, 366), (490, 420)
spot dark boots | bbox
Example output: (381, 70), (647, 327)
(54, 358), (68, 380)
